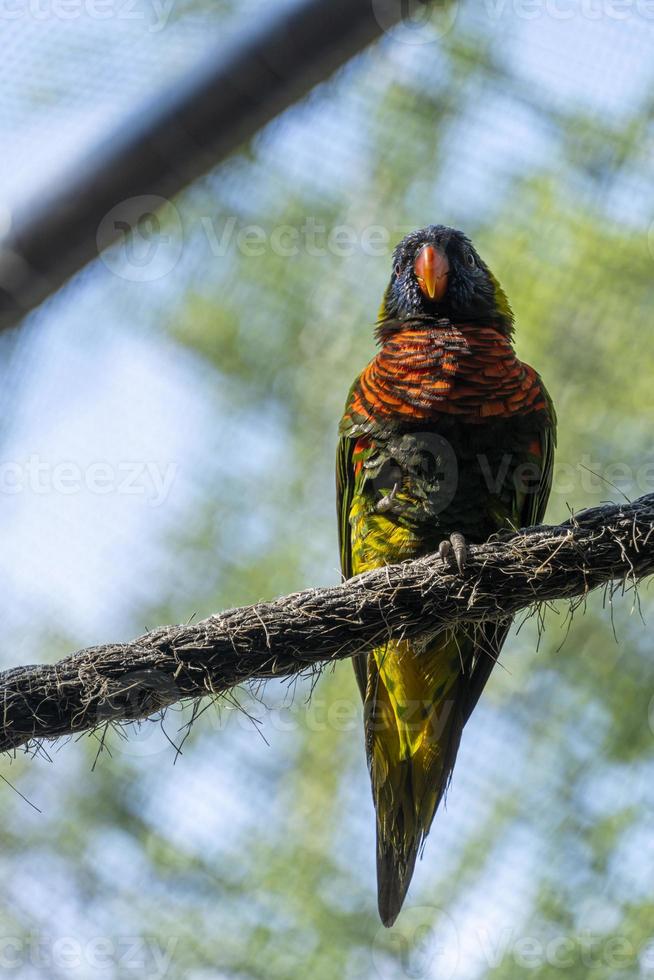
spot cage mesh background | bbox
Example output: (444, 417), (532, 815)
(1, 3), (654, 979)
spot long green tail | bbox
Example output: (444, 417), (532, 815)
(364, 630), (473, 926)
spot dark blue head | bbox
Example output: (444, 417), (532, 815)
(380, 225), (514, 335)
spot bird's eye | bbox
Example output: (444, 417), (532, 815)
(465, 250), (476, 269)
(394, 262), (401, 276)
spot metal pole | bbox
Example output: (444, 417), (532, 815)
(0, 0), (405, 331)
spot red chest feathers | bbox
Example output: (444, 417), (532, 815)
(346, 324), (548, 425)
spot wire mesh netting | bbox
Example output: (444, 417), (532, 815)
(1, 2), (654, 978)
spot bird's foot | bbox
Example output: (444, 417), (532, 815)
(438, 531), (468, 575)
(376, 482), (400, 514)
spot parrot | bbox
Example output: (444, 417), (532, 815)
(336, 225), (556, 927)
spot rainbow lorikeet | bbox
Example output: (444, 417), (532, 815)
(336, 226), (556, 926)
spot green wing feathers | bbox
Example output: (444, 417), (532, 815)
(336, 407), (556, 926)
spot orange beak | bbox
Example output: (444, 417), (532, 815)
(414, 244), (449, 301)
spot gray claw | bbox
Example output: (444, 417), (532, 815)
(438, 532), (467, 574)
(449, 531), (467, 574)
(438, 539), (452, 560)
(376, 481), (400, 514)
